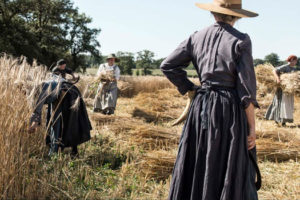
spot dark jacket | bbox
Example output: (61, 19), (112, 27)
(31, 80), (92, 147)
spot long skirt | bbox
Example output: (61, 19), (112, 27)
(94, 81), (118, 111)
(168, 86), (259, 200)
(265, 88), (294, 123)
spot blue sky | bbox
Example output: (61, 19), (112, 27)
(73, 0), (300, 60)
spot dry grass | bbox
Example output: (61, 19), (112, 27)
(97, 117), (180, 151)
(255, 64), (277, 98)
(138, 150), (176, 180)
(0, 55), (49, 199)
(255, 64), (276, 87)
(1, 56), (300, 199)
(119, 76), (175, 98)
(258, 161), (300, 200)
(80, 75), (199, 99)
(256, 138), (299, 162)
(131, 88), (186, 123)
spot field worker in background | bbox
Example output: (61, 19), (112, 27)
(93, 54), (120, 115)
(160, 0), (261, 199)
(52, 59), (76, 80)
(29, 77), (92, 157)
(265, 55), (298, 126)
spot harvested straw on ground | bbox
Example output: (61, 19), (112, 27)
(256, 138), (299, 162)
(103, 117), (180, 150)
(131, 88), (186, 123)
(138, 150), (175, 180)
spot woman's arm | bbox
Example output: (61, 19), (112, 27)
(245, 103), (256, 150)
(273, 69), (280, 84)
(160, 36), (194, 95)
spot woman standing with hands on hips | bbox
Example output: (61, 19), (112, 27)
(160, 0), (261, 199)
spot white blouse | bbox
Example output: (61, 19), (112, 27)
(96, 63), (121, 80)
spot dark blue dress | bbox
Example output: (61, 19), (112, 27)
(161, 22), (260, 200)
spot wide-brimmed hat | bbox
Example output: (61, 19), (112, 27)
(196, 0), (258, 18)
(106, 54), (120, 62)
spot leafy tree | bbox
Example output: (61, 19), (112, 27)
(116, 51), (135, 75)
(26, 0), (74, 66)
(136, 50), (155, 75)
(0, 0), (101, 71)
(86, 54), (103, 68)
(152, 58), (165, 69)
(187, 62), (194, 70)
(0, 0), (39, 62)
(253, 58), (264, 67)
(264, 53), (280, 67)
(67, 11), (101, 71)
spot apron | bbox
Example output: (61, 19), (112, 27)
(93, 65), (118, 111)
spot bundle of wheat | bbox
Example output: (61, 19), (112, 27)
(129, 126), (179, 150)
(256, 138), (299, 161)
(255, 64), (277, 96)
(101, 117), (179, 150)
(119, 76), (174, 98)
(256, 129), (297, 143)
(118, 81), (135, 97)
(255, 64), (275, 86)
(254, 63), (300, 95)
(90, 113), (117, 124)
(138, 150), (175, 180)
(280, 72), (300, 94)
(131, 88), (186, 123)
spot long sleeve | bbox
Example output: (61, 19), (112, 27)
(30, 81), (59, 124)
(160, 36), (195, 95)
(235, 35), (259, 109)
(275, 64), (291, 74)
(96, 64), (105, 76)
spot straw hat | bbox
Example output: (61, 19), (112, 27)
(106, 54), (120, 62)
(196, 0), (258, 18)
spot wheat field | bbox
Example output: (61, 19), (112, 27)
(0, 56), (299, 199)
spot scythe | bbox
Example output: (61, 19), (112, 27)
(172, 90), (196, 126)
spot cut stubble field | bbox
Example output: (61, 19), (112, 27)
(0, 57), (299, 200)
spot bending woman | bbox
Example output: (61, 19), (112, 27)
(160, 1), (260, 199)
(265, 55), (298, 126)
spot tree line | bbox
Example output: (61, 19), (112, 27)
(254, 53), (300, 67)
(116, 51), (300, 76)
(0, 0), (101, 72)
(114, 50), (164, 76)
